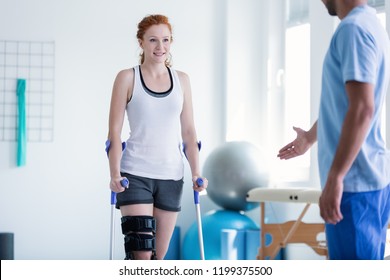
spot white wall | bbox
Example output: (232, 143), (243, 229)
(0, 0), (226, 260)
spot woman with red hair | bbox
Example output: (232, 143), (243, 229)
(107, 14), (207, 260)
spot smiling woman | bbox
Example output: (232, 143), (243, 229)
(106, 14), (208, 260)
(136, 15), (173, 67)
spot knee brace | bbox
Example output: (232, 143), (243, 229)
(121, 216), (157, 260)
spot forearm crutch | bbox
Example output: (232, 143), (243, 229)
(194, 177), (205, 260)
(105, 140), (129, 260)
(183, 141), (205, 260)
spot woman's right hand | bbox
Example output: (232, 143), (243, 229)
(110, 177), (127, 193)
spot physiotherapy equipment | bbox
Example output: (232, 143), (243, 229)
(202, 141), (269, 211)
(194, 177), (205, 260)
(183, 141), (205, 260)
(105, 140), (129, 260)
(16, 79), (26, 166)
(183, 141), (268, 260)
(183, 209), (258, 260)
(246, 187), (328, 259)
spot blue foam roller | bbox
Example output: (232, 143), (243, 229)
(221, 229), (245, 260)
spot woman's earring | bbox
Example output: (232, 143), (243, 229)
(165, 52), (172, 67)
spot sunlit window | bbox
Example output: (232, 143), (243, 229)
(277, 23), (311, 182)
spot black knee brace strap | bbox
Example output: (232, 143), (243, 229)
(121, 215), (157, 260)
(125, 233), (156, 252)
(121, 215), (156, 235)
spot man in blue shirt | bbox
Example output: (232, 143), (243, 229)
(278, 0), (390, 259)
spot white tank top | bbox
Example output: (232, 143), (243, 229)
(120, 66), (184, 180)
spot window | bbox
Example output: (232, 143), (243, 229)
(272, 0), (310, 182)
(281, 23), (311, 181)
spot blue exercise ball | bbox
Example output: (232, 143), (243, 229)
(203, 141), (269, 211)
(182, 209), (258, 260)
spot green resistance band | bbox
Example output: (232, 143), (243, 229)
(16, 79), (26, 166)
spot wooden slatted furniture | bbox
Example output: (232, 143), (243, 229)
(246, 187), (328, 260)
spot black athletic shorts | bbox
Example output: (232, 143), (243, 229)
(116, 173), (184, 212)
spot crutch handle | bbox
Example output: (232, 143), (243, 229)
(193, 178), (203, 204)
(121, 178), (129, 187)
(110, 178), (129, 205)
(196, 177), (204, 186)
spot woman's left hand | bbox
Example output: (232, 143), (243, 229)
(192, 176), (208, 192)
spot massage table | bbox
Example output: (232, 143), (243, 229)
(246, 187), (328, 260)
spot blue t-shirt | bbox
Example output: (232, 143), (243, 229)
(318, 5), (390, 192)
